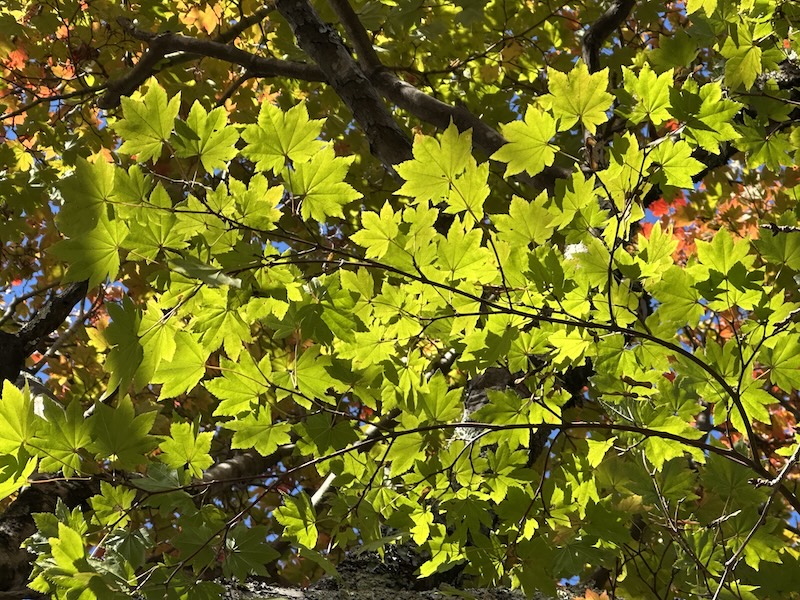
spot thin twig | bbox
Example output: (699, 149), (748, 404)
(711, 443), (800, 600)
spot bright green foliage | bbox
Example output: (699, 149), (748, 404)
(242, 101), (326, 173)
(88, 397), (159, 470)
(172, 101), (240, 172)
(159, 422), (214, 478)
(720, 23), (762, 90)
(546, 61), (613, 133)
(492, 108), (558, 177)
(115, 83), (182, 163)
(4, 0), (800, 598)
(396, 123), (474, 203)
(275, 492), (318, 549)
(49, 214), (129, 287)
(0, 381), (38, 455)
(618, 64), (672, 126)
(285, 148), (362, 221)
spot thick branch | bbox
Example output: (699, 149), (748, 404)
(96, 8), (568, 189)
(326, 0), (382, 72)
(0, 477), (99, 591)
(371, 70), (570, 190)
(274, 0), (413, 169)
(0, 281), (88, 384)
(582, 0), (636, 73)
(216, 4), (275, 45)
(98, 18), (325, 109)
(758, 58), (800, 91)
(199, 445), (294, 497)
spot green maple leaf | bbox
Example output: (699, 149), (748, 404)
(274, 492), (318, 549)
(472, 389), (533, 450)
(50, 213), (128, 287)
(420, 372), (463, 423)
(549, 171), (598, 229)
(652, 139), (704, 188)
(447, 159), (489, 224)
(0, 381), (39, 454)
(173, 101), (239, 172)
(351, 203), (401, 259)
(241, 101), (325, 173)
(650, 266), (705, 326)
(49, 523), (88, 575)
(230, 175), (283, 231)
(32, 400), (92, 477)
(192, 288), (252, 359)
(720, 24), (762, 90)
(738, 115), (794, 171)
(548, 328), (591, 366)
(115, 81), (181, 162)
(224, 410), (291, 456)
(88, 396), (159, 469)
(619, 64), (672, 126)
(223, 524), (278, 580)
(386, 432), (426, 476)
(152, 332), (208, 399)
(686, 0), (717, 15)
(395, 122), (472, 202)
(435, 223), (492, 283)
(547, 61), (613, 134)
(643, 412), (704, 470)
(294, 413), (358, 455)
(135, 300), (179, 390)
(696, 228), (753, 273)
(637, 222), (677, 281)
(673, 82), (742, 153)
(285, 146), (362, 221)
(340, 329), (394, 367)
(601, 132), (652, 211)
(89, 481), (136, 528)
(207, 354), (271, 417)
(759, 334), (800, 392)
(273, 347), (339, 406)
(159, 422), (214, 478)
(123, 184), (188, 262)
(757, 231), (800, 270)
(648, 31), (699, 71)
(0, 453), (37, 502)
(56, 158), (116, 237)
(733, 384), (772, 433)
(492, 107), (558, 176)
(494, 193), (554, 246)
(586, 437), (616, 468)
(168, 256), (242, 288)
(103, 297), (143, 399)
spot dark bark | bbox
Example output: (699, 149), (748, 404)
(582, 0), (636, 74)
(98, 18), (325, 109)
(0, 477), (99, 591)
(274, 0), (413, 170)
(0, 280), (88, 384)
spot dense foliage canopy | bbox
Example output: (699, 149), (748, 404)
(2, 0), (800, 598)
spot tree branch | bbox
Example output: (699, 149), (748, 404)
(582, 0), (636, 73)
(216, 4), (275, 45)
(0, 476), (99, 591)
(274, 0), (413, 170)
(98, 18), (325, 109)
(326, 0), (382, 73)
(199, 445), (294, 497)
(0, 86), (104, 123)
(371, 69), (570, 190)
(0, 281), (88, 384)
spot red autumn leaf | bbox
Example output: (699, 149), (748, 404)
(649, 198), (671, 217)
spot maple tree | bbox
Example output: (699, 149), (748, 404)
(2, 0), (800, 598)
